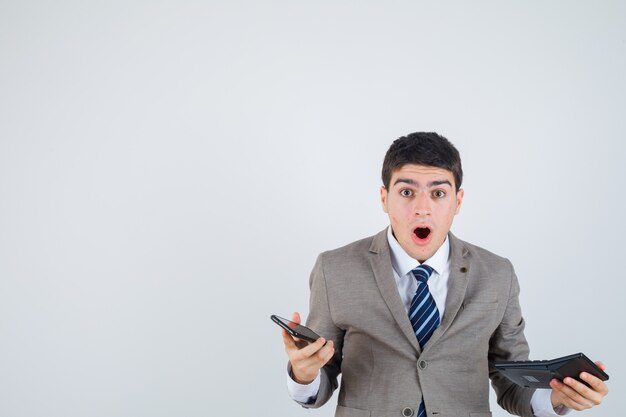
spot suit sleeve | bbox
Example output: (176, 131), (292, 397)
(488, 260), (537, 417)
(295, 252), (345, 409)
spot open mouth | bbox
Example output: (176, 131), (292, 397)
(414, 227), (432, 240)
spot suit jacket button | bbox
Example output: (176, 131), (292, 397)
(401, 407), (413, 416)
(418, 360), (428, 369)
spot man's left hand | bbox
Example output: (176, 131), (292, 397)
(550, 361), (608, 411)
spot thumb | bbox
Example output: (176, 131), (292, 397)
(291, 311), (301, 324)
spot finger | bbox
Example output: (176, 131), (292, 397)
(284, 336), (326, 364)
(565, 377), (600, 406)
(292, 339), (333, 363)
(295, 340), (335, 368)
(580, 371), (609, 396)
(287, 312), (305, 345)
(562, 376), (604, 409)
(594, 360), (606, 371)
(551, 378), (591, 410)
(281, 328), (314, 352)
(281, 328), (298, 351)
(289, 340), (335, 383)
(319, 340), (336, 364)
(294, 336), (327, 358)
(551, 379), (591, 410)
(291, 311), (301, 324)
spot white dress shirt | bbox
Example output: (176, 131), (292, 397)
(287, 227), (568, 416)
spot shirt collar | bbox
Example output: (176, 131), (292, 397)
(386, 226), (450, 277)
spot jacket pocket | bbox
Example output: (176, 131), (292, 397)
(336, 405), (371, 417)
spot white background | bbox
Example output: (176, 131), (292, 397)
(1, 1), (624, 416)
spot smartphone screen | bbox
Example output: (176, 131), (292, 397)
(271, 315), (320, 342)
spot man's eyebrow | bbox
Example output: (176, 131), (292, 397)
(393, 178), (418, 186)
(429, 179), (452, 187)
(393, 178), (452, 187)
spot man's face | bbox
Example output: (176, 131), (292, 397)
(380, 164), (464, 262)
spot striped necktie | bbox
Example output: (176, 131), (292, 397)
(409, 264), (440, 417)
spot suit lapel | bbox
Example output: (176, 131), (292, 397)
(423, 232), (470, 351)
(368, 229), (422, 354)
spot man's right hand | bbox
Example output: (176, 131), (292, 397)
(281, 311), (335, 385)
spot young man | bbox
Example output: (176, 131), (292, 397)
(280, 132), (608, 417)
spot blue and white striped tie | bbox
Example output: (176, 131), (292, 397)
(409, 264), (440, 417)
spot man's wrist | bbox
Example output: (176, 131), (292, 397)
(287, 359), (320, 384)
(286, 363), (321, 403)
(531, 389), (571, 417)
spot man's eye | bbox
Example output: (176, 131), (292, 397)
(400, 189), (413, 197)
(433, 190), (446, 198)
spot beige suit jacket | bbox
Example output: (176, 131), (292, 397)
(300, 229), (536, 417)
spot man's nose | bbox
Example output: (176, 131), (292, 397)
(413, 192), (431, 216)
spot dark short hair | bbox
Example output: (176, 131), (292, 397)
(381, 132), (463, 191)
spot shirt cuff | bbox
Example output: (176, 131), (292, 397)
(286, 367), (321, 404)
(531, 389), (571, 416)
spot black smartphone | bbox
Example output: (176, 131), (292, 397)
(271, 314), (320, 343)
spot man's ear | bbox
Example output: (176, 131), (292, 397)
(380, 186), (388, 213)
(455, 188), (464, 214)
